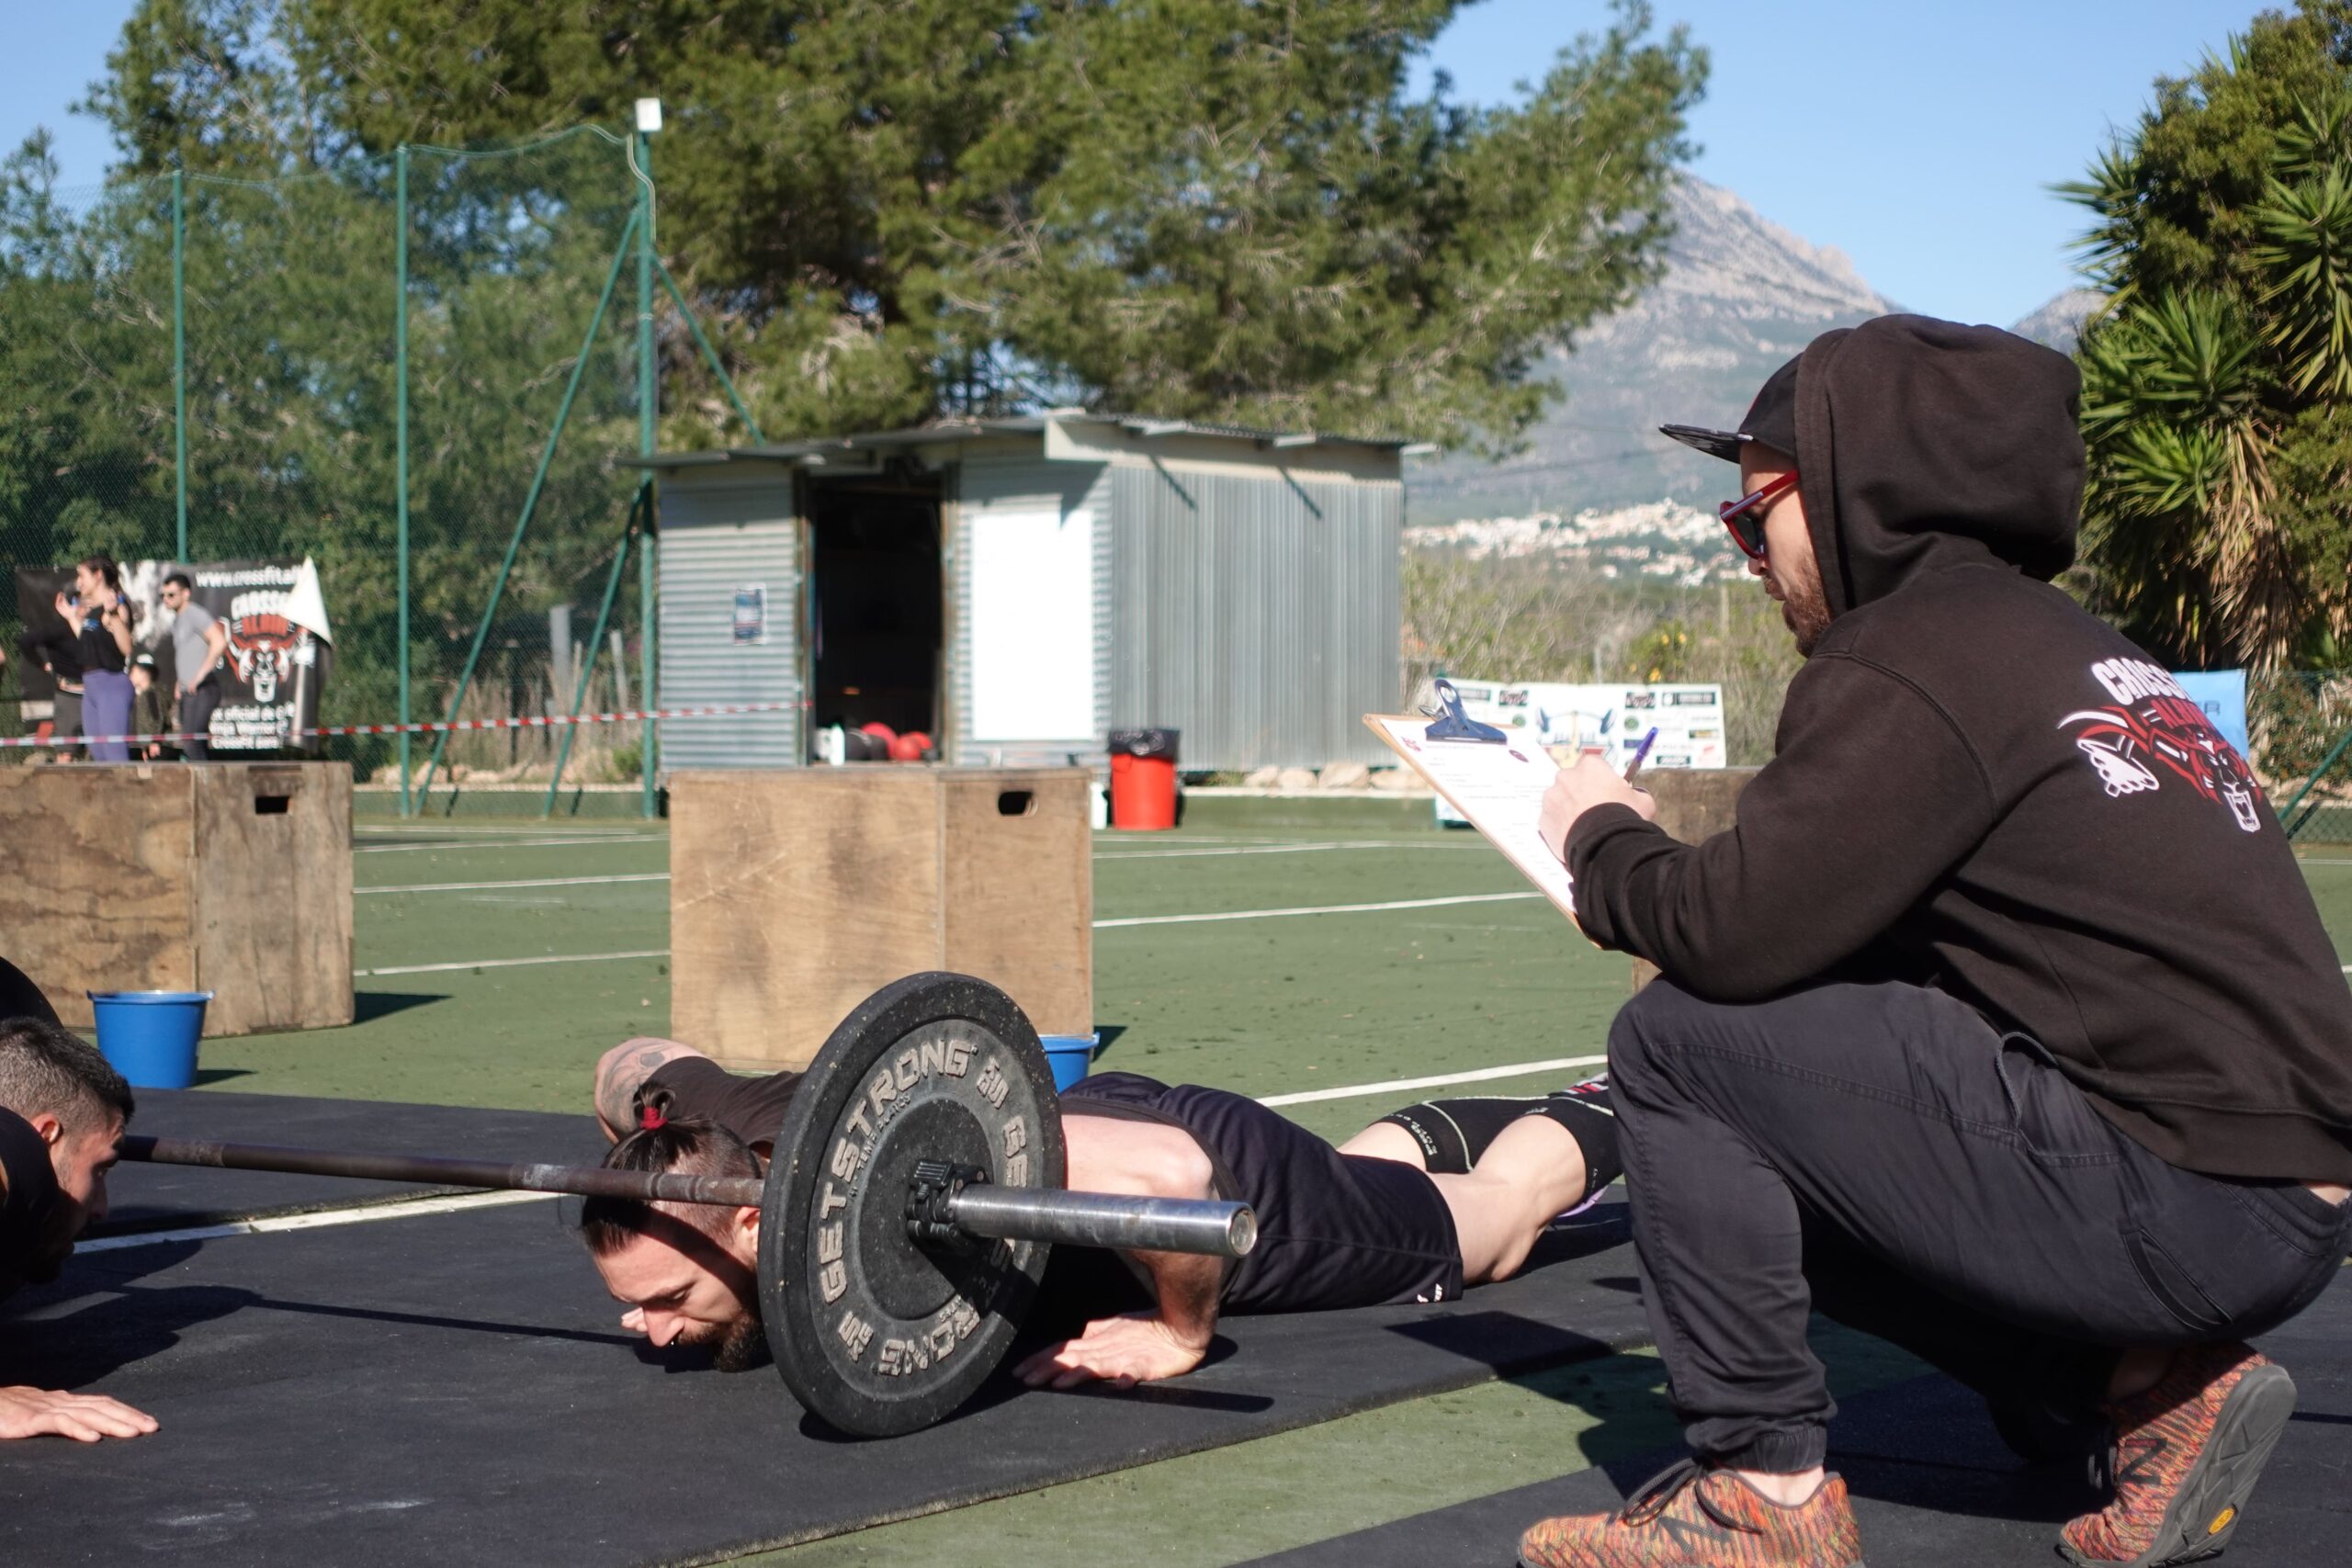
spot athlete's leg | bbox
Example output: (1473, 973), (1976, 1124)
(592, 1036), (709, 1141)
(1430, 1114), (1592, 1284)
(1342, 1095), (1560, 1172)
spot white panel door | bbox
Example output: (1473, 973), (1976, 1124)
(969, 505), (1095, 741)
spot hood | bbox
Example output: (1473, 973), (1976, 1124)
(1792, 314), (2084, 615)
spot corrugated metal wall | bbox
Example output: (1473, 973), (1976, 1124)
(945, 455), (1113, 766)
(654, 470), (802, 770)
(1108, 465), (1400, 771)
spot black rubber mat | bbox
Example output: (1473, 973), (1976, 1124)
(0, 1195), (1650, 1566)
(1244, 1269), (2352, 1568)
(96, 1090), (609, 1235)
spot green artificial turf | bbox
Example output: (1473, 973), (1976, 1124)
(198, 803), (1627, 1121)
(728, 1325), (1930, 1568)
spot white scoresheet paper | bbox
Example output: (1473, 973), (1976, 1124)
(1365, 715), (1579, 926)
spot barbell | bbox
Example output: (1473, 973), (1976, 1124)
(116, 971), (1255, 1437)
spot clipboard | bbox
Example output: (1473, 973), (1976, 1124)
(1365, 679), (1580, 927)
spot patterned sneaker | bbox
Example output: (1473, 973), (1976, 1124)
(2058, 1343), (2296, 1566)
(1518, 1459), (1865, 1567)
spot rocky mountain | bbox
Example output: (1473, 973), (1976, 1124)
(1406, 176), (1900, 522)
(1404, 179), (2111, 553)
(2009, 287), (2108, 353)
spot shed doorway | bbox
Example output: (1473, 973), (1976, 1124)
(806, 472), (943, 750)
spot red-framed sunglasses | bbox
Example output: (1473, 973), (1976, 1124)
(1719, 470), (1799, 561)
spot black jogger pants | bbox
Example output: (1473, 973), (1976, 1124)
(1608, 978), (2349, 1473)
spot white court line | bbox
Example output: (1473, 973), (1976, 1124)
(356, 834), (667, 855)
(348, 891), (1542, 973)
(1095, 891), (1543, 928)
(77, 1189), (557, 1252)
(357, 873), (670, 896)
(1257, 1055), (1608, 1107)
(356, 847), (1474, 889)
(356, 949), (669, 978)
(1095, 840), (1479, 862)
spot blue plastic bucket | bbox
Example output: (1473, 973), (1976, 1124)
(86, 991), (213, 1089)
(1039, 1033), (1099, 1092)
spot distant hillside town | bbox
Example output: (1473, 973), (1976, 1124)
(1404, 501), (1747, 585)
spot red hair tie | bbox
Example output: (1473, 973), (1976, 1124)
(639, 1104), (667, 1131)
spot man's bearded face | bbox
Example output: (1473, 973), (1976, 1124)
(593, 1212), (769, 1371)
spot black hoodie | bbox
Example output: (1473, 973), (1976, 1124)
(1568, 314), (2352, 1183)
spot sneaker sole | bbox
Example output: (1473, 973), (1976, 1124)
(1517, 1558), (1865, 1567)
(2058, 1361), (2297, 1568)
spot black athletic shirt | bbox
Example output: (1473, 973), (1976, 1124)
(644, 1059), (1464, 1316)
(0, 1107), (63, 1303)
(637, 1055), (803, 1151)
(74, 609), (127, 676)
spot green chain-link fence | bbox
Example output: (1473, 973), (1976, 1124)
(0, 125), (748, 813)
(2254, 671), (2352, 842)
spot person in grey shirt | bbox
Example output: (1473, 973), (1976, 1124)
(159, 572), (228, 761)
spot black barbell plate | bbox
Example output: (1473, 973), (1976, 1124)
(761, 971), (1065, 1438)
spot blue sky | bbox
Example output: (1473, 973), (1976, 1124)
(4, 1), (2263, 325)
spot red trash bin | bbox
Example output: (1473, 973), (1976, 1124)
(1107, 728), (1180, 830)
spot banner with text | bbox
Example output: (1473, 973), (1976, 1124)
(184, 559), (335, 753)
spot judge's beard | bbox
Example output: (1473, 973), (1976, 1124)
(1777, 566), (1834, 656)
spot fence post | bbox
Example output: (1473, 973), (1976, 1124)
(414, 207), (641, 805)
(395, 144), (413, 818)
(2278, 722), (2352, 839)
(172, 169), (187, 564)
(636, 123), (659, 820)
(541, 492), (641, 818)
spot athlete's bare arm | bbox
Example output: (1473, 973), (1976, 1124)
(1011, 1114), (1220, 1388)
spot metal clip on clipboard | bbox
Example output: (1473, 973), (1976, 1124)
(1422, 678), (1506, 744)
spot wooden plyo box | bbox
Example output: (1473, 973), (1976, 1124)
(0, 762), (355, 1036)
(670, 768), (1093, 1072)
(1630, 766), (1759, 994)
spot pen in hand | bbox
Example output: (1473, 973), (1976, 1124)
(1621, 726), (1661, 784)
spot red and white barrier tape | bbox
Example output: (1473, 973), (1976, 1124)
(0, 701), (797, 750)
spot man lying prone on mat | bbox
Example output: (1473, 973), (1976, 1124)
(582, 1037), (1620, 1385)
(0, 963), (158, 1443)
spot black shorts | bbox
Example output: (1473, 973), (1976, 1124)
(1053, 1072), (1464, 1316)
(637, 1057), (803, 1151)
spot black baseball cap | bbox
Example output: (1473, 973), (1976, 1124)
(1660, 353), (1801, 465)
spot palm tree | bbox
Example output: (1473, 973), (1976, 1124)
(2063, 74), (2352, 671)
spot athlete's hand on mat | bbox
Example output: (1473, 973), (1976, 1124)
(1538, 754), (1657, 864)
(1011, 1313), (1209, 1389)
(0, 1385), (158, 1443)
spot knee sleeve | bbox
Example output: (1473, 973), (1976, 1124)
(1375, 1081), (1622, 1202)
(1521, 1077), (1622, 1199)
(1372, 1098), (1534, 1175)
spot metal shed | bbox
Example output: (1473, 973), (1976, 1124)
(643, 413), (1412, 774)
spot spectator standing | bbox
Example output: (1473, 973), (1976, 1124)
(159, 572), (226, 762)
(17, 615), (84, 761)
(128, 654), (170, 761)
(53, 558), (132, 762)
